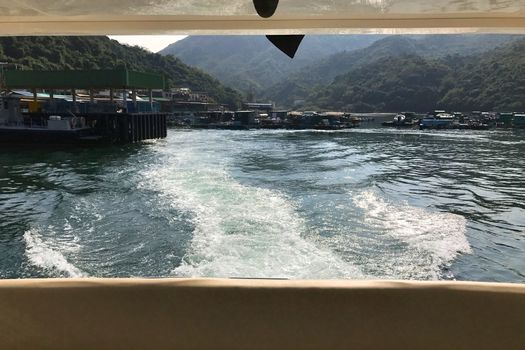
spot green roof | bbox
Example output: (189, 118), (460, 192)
(4, 69), (165, 90)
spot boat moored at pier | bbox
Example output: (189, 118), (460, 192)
(419, 111), (491, 130)
(382, 112), (420, 127)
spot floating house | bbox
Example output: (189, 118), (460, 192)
(234, 110), (257, 129)
(513, 113), (525, 128)
(243, 102), (274, 113)
(494, 112), (525, 128)
(498, 112), (514, 127)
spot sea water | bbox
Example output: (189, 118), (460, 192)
(1, 128), (524, 282)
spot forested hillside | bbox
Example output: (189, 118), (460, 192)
(159, 34), (519, 109)
(264, 35), (519, 108)
(304, 37), (525, 112)
(0, 36), (243, 108)
(437, 38), (525, 111)
(309, 55), (450, 111)
(159, 35), (385, 94)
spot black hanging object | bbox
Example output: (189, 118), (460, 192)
(266, 35), (305, 59)
(253, 0), (279, 18)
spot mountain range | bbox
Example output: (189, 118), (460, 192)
(161, 34), (525, 112)
(159, 35), (385, 94)
(296, 35), (525, 112)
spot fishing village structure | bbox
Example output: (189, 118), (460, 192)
(167, 106), (525, 131)
(0, 69), (168, 144)
(2, 69), (524, 138)
(381, 110), (525, 130)
(168, 107), (362, 130)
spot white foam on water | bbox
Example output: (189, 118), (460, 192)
(23, 228), (86, 278)
(492, 139), (525, 145)
(141, 135), (364, 279)
(354, 190), (471, 279)
(349, 127), (491, 141)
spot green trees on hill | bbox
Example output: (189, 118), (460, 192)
(276, 37), (525, 112)
(309, 55), (450, 112)
(437, 39), (525, 111)
(0, 36), (243, 108)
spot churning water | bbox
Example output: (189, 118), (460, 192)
(1, 128), (524, 281)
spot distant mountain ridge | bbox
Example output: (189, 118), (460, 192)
(302, 36), (525, 112)
(263, 35), (521, 107)
(0, 36), (243, 108)
(159, 35), (386, 94)
(160, 34), (520, 110)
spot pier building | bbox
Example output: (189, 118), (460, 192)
(1, 69), (168, 143)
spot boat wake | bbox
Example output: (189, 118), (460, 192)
(141, 134), (364, 279)
(23, 228), (86, 278)
(353, 190), (471, 279)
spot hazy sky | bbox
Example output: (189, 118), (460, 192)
(108, 35), (187, 52)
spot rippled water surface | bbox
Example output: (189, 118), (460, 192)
(1, 128), (524, 281)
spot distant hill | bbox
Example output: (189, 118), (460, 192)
(437, 38), (525, 111)
(0, 36), (243, 108)
(309, 55), (450, 112)
(264, 35), (520, 107)
(304, 37), (525, 112)
(159, 35), (385, 94)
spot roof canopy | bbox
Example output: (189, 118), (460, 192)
(1, 1), (525, 35)
(4, 69), (165, 90)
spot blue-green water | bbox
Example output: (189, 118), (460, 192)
(1, 128), (524, 281)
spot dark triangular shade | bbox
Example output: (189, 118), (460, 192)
(253, 0), (279, 18)
(266, 35), (305, 58)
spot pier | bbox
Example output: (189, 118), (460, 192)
(1, 69), (168, 144)
(15, 111), (168, 144)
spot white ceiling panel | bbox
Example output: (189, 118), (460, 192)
(1, 0), (525, 35)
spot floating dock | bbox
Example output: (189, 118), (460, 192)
(1, 69), (168, 144)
